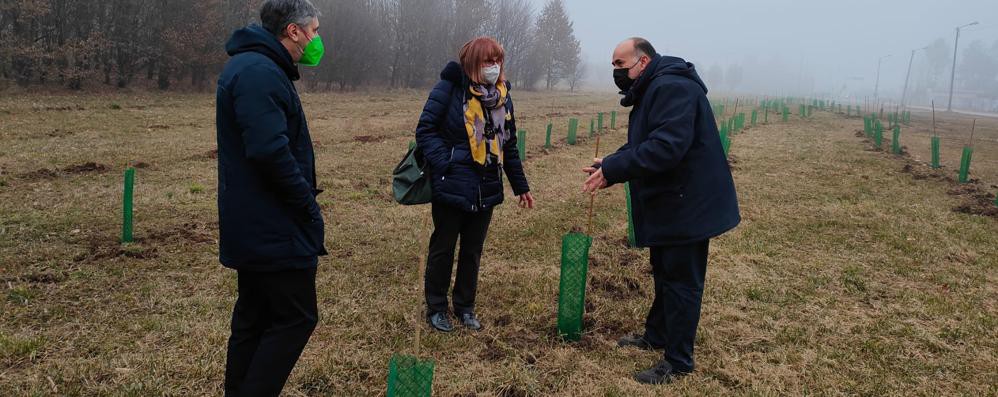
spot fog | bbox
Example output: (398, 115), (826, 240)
(558, 0), (998, 110)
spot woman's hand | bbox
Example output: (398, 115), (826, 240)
(518, 192), (535, 209)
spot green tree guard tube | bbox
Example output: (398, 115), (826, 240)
(597, 112), (604, 132)
(611, 111), (617, 129)
(545, 123), (553, 149)
(959, 147), (973, 183)
(387, 354), (435, 397)
(874, 121), (883, 149)
(931, 136), (941, 169)
(517, 130), (526, 161)
(625, 182), (637, 248)
(122, 167), (135, 243)
(558, 231), (592, 341)
(568, 118), (578, 145)
(751, 109), (757, 125)
(891, 124), (901, 154)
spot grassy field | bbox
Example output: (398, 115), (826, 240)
(1, 90), (996, 396)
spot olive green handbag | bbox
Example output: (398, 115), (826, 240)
(392, 145), (432, 205)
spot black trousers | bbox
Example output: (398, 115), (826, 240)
(224, 267), (318, 397)
(424, 203), (494, 316)
(643, 240), (710, 374)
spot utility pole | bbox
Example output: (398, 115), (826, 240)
(901, 46), (928, 110)
(947, 21), (979, 111)
(874, 54), (891, 103)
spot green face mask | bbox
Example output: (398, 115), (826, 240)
(298, 35), (324, 67)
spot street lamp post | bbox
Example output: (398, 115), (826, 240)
(947, 21), (979, 112)
(901, 46), (929, 109)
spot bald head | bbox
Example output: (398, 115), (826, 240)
(613, 37), (656, 67)
(612, 37), (657, 82)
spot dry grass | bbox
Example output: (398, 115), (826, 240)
(0, 91), (995, 396)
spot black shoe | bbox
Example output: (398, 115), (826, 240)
(634, 360), (677, 385)
(427, 312), (453, 332)
(617, 333), (665, 351)
(458, 312), (482, 331)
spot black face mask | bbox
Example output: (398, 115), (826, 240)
(613, 60), (641, 92)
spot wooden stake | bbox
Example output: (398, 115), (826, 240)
(969, 119), (977, 149)
(587, 136), (602, 236)
(414, 211), (433, 356)
(931, 100), (937, 137)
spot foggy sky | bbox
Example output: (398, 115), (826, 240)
(536, 0), (998, 98)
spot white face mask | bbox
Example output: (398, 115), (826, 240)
(482, 64), (501, 85)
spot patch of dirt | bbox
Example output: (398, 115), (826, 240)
(130, 161), (151, 169)
(938, 174), (998, 217)
(76, 240), (159, 263)
(147, 124), (170, 130)
(62, 162), (108, 174)
(590, 274), (643, 299)
(953, 201), (998, 217)
(492, 314), (512, 327)
(620, 250), (643, 267)
(479, 339), (505, 361)
(901, 163), (950, 182)
(0, 271), (69, 284)
(33, 104), (85, 112)
(858, 129), (997, 218)
(143, 222), (216, 245)
(497, 386), (528, 397)
(353, 134), (393, 143)
(19, 168), (59, 180)
(47, 128), (75, 138)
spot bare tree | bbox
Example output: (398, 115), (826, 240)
(0, 0), (583, 91)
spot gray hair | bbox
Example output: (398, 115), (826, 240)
(260, 0), (321, 37)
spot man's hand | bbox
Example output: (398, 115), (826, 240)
(582, 157), (608, 194)
(518, 192), (535, 209)
(582, 157), (603, 175)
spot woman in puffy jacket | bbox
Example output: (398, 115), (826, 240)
(415, 36), (534, 332)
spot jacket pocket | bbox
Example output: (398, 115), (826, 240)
(294, 219), (326, 256)
(251, 231), (296, 260)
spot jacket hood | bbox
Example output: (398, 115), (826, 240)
(225, 25), (300, 81)
(621, 54), (707, 106)
(441, 61), (466, 85)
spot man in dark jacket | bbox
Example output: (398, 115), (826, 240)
(215, 0), (327, 395)
(583, 37), (740, 385)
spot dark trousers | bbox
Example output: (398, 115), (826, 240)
(643, 240), (709, 374)
(424, 203), (494, 315)
(224, 267), (318, 397)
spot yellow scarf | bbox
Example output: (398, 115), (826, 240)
(464, 84), (510, 165)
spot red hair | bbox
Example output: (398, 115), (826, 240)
(460, 37), (506, 85)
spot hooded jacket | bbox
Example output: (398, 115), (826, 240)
(215, 25), (327, 271)
(415, 61), (530, 212)
(601, 54), (740, 247)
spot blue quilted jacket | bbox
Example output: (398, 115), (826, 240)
(415, 61), (530, 212)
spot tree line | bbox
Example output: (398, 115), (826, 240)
(0, 0), (584, 91)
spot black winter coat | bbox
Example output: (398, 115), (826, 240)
(415, 61), (530, 212)
(215, 25), (327, 271)
(602, 54), (740, 247)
